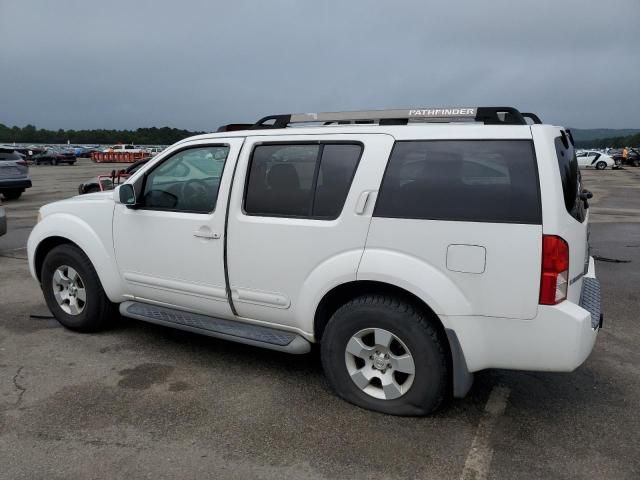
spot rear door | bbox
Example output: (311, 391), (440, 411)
(226, 134), (394, 328)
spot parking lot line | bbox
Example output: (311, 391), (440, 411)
(460, 385), (511, 480)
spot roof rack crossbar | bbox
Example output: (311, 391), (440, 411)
(251, 107), (530, 129)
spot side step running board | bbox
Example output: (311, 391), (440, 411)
(119, 301), (311, 354)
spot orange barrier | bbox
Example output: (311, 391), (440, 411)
(91, 152), (149, 163)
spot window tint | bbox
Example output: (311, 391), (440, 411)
(141, 146), (229, 213)
(554, 137), (585, 222)
(374, 140), (541, 224)
(0, 150), (21, 160)
(244, 143), (362, 218)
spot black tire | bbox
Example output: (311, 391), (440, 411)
(595, 161), (607, 170)
(53, 159), (59, 166)
(41, 244), (117, 332)
(84, 185), (100, 194)
(2, 189), (23, 200)
(321, 295), (449, 416)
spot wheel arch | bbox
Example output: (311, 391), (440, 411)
(34, 236), (79, 282)
(314, 280), (473, 398)
(28, 214), (125, 302)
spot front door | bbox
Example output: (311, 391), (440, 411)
(113, 138), (244, 318)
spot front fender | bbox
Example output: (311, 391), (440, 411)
(357, 248), (472, 322)
(27, 213), (125, 302)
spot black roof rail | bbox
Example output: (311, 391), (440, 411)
(521, 112), (542, 124)
(251, 107), (532, 129)
(216, 123), (254, 132)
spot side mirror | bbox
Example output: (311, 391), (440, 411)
(114, 184), (137, 207)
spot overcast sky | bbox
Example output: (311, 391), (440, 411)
(1, 0), (639, 130)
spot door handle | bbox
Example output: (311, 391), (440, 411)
(193, 230), (220, 239)
(355, 191), (372, 215)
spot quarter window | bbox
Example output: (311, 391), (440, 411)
(141, 146), (229, 213)
(244, 143), (362, 218)
(374, 140), (541, 224)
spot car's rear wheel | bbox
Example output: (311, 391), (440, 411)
(41, 244), (117, 332)
(2, 189), (23, 200)
(84, 185), (100, 194)
(321, 294), (449, 416)
(595, 161), (607, 170)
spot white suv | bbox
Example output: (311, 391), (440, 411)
(27, 107), (601, 416)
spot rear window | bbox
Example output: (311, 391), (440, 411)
(0, 149), (21, 160)
(374, 140), (541, 224)
(554, 136), (586, 223)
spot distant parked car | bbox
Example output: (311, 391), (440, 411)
(78, 158), (149, 194)
(147, 146), (166, 156)
(32, 148), (76, 166)
(576, 151), (617, 170)
(103, 144), (144, 154)
(0, 198), (6, 236)
(0, 148), (32, 200)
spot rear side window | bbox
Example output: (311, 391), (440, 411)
(554, 137), (586, 222)
(374, 140), (541, 224)
(244, 143), (362, 219)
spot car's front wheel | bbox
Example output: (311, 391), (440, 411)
(596, 161), (607, 170)
(41, 244), (117, 332)
(321, 295), (449, 416)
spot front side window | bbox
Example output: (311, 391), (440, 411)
(244, 143), (362, 219)
(374, 140), (541, 224)
(141, 145), (229, 213)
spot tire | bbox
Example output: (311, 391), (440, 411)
(321, 295), (449, 416)
(53, 159), (59, 166)
(2, 189), (23, 200)
(595, 161), (607, 170)
(84, 185), (100, 194)
(41, 244), (117, 332)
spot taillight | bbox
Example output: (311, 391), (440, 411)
(539, 235), (569, 305)
(17, 160), (27, 166)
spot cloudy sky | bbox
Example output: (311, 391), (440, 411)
(1, 0), (639, 130)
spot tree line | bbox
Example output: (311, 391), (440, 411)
(0, 124), (205, 145)
(577, 132), (640, 149)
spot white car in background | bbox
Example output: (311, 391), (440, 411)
(576, 150), (617, 170)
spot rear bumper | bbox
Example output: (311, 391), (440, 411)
(447, 257), (600, 373)
(0, 178), (32, 190)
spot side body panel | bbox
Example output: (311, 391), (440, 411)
(359, 126), (542, 320)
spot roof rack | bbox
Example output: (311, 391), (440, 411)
(251, 107), (533, 129)
(216, 123), (254, 132)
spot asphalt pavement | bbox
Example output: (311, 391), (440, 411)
(0, 160), (638, 479)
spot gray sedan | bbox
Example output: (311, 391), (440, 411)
(0, 148), (32, 200)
